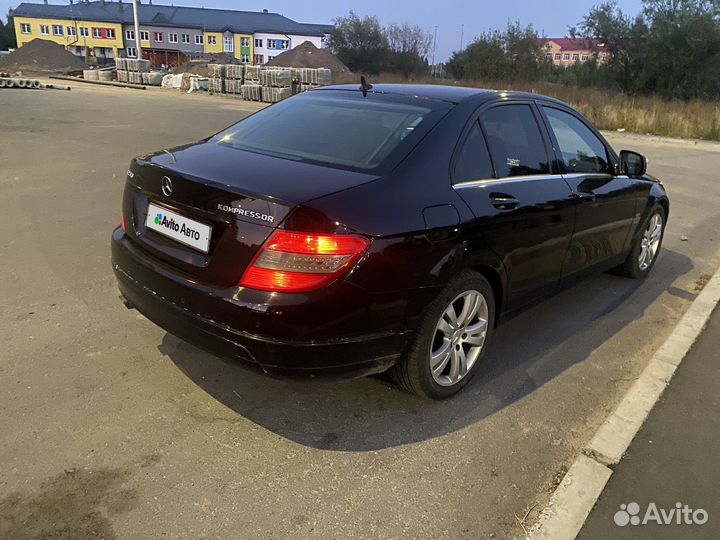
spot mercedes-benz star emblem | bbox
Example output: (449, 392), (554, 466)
(161, 176), (173, 197)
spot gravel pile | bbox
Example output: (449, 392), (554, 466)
(266, 41), (351, 75)
(0, 39), (86, 73)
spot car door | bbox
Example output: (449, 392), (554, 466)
(539, 105), (638, 277)
(453, 102), (575, 311)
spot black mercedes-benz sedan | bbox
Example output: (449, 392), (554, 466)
(112, 84), (668, 399)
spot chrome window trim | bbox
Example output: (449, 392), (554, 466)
(453, 174), (565, 189)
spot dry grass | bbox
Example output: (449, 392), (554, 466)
(338, 73), (720, 141)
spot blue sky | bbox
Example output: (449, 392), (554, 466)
(2, 0), (645, 61)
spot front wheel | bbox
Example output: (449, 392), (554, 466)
(389, 270), (495, 399)
(615, 205), (666, 278)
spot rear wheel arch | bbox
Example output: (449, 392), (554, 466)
(469, 264), (504, 326)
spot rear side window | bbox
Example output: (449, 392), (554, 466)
(211, 91), (453, 172)
(542, 106), (610, 174)
(454, 120), (494, 182)
(481, 104), (550, 178)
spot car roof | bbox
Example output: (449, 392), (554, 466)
(313, 84), (569, 106)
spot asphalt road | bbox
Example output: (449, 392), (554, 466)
(1, 84), (719, 539)
(579, 305), (720, 539)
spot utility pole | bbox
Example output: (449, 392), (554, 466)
(132, 0), (142, 59)
(431, 25), (438, 77)
(460, 24), (464, 51)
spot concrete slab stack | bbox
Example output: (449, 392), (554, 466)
(119, 58), (151, 85)
(208, 64), (225, 94)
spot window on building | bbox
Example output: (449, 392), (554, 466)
(195, 34), (204, 45)
(126, 46), (137, 58)
(80, 27), (88, 37)
(554, 53), (560, 60)
(223, 35), (233, 52)
(40, 24), (50, 35)
(21, 23), (31, 34)
(107, 28), (115, 39)
(563, 53), (570, 60)
(153, 32), (163, 42)
(281, 40), (289, 49)
(542, 107), (610, 174)
(453, 121), (494, 183)
(267, 38), (277, 49)
(169, 33), (178, 43)
(253, 54), (264, 64)
(581, 54), (589, 61)
(140, 30), (149, 41)
(254, 38), (262, 48)
(52, 24), (63, 36)
(207, 35), (216, 45)
(546, 53), (553, 60)
(182, 33), (190, 43)
(92, 28), (101, 38)
(572, 53), (579, 61)
(241, 54), (250, 63)
(67, 26), (76, 36)
(126, 29), (134, 40)
(240, 37), (250, 47)
(481, 104), (550, 178)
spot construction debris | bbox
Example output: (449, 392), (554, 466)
(0, 39), (86, 74)
(265, 41), (351, 76)
(0, 77), (70, 90)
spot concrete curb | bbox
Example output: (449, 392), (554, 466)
(528, 266), (720, 540)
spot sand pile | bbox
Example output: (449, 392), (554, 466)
(0, 39), (86, 73)
(266, 41), (351, 74)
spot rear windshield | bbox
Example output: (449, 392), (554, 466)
(211, 90), (453, 171)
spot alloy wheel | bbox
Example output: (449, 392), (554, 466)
(638, 213), (663, 271)
(430, 290), (489, 387)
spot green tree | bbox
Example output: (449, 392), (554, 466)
(0, 13), (18, 50)
(327, 11), (389, 74)
(446, 22), (549, 82)
(384, 22), (432, 77)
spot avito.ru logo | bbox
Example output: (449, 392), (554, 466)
(614, 501), (708, 526)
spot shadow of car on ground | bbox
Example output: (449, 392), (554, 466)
(159, 248), (692, 452)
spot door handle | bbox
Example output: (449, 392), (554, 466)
(570, 192), (596, 202)
(490, 192), (519, 210)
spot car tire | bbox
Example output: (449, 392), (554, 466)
(389, 270), (495, 399)
(615, 205), (666, 279)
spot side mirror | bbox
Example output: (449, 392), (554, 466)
(619, 150), (647, 177)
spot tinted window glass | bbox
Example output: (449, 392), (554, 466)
(212, 91), (452, 171)
(454, 121), (494, 182)
(482, 105), (550, 177)
(543, 107), (610, 174)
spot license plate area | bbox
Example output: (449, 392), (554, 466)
(145, 202), (212, 254)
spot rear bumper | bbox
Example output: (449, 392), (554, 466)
(111, 228), (409, 379)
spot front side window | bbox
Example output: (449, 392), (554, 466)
(254, 38), (263, 48)
(52, 25), (63, 36)
(67, 26), (76, 36)
(21, 23), (31, 34)
(207, 35), (216, 45)
(563, 53), (570, 60)
(454, 120), (494, 182)
(126, 46), (137, 57)
(267, 39), (276, 49)
(212, 91), (452, 172)
(572, 53), (579, 61)
(106, 28), (115, 39)
(140, 31), (149, 41)
(126, 29), (134, 40)
(153, 32), (163, 42)
(253, 54), (264, 64)
(542, 107), (610, 174)
(169, 33), (178, 43)
(195, 34), (204, 45)
(182, 34), (190, 43)
(481, 104), (550, 178)
(554, 53), (560, 60)
(80, 27), (88, 37)
(241, 37), (250, 47)
(40, 24), (49, 35)
(224, 36), (233, 52)
(241, 54), (250, 63)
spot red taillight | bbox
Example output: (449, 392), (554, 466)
(239, 231), (370, 293)
(121, 214), (126, 232)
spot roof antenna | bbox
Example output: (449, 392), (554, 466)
(360, 75), (372, 97)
